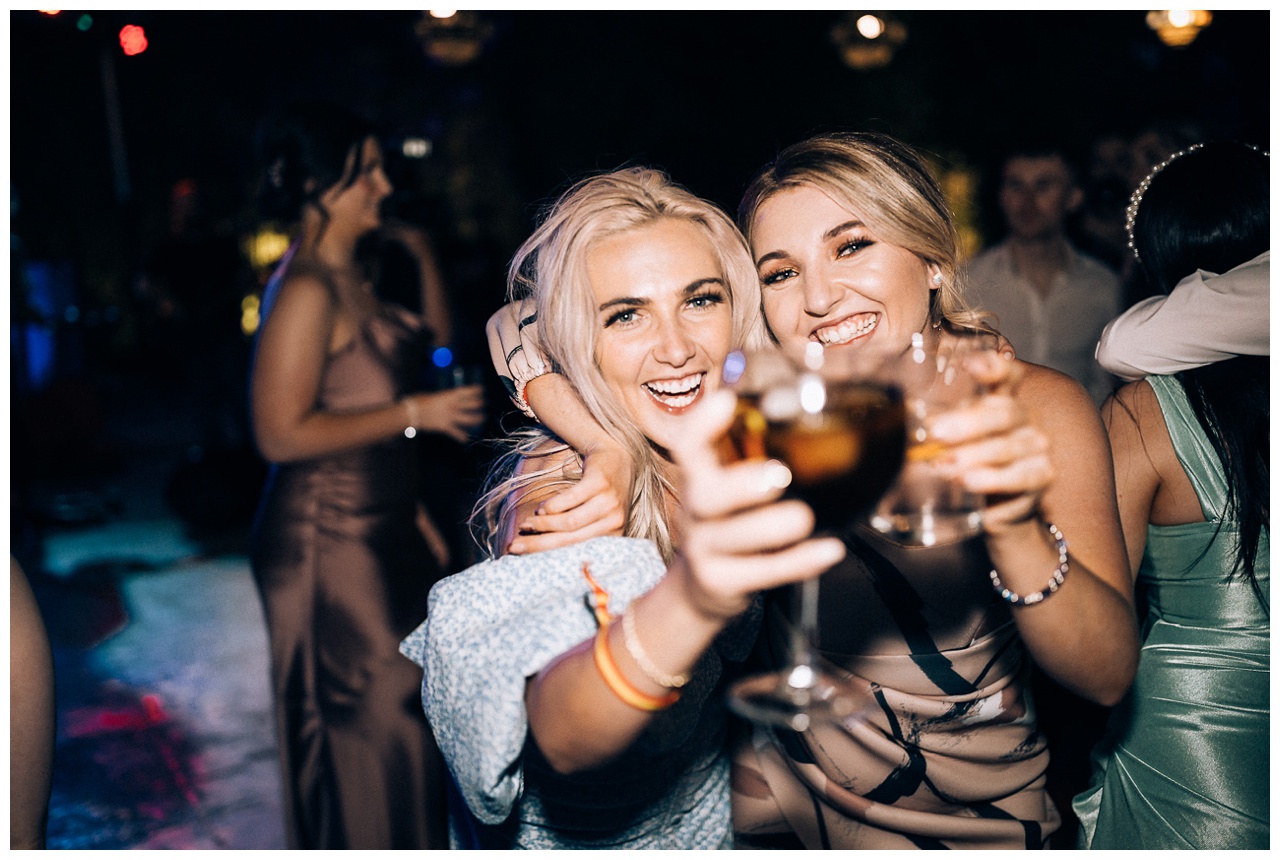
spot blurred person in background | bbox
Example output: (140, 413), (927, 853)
(965, 141), (1122, 405)
(1074, 140), (1269, 850)
(247, 102), (484, 850)
(11, 557), (55, 850)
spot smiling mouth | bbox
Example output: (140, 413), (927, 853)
(644, 372), (705, 410)
(813, 312), (878, 346)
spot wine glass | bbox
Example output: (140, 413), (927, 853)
(718, 342), (906, 731)
(868, 332), (988, 546)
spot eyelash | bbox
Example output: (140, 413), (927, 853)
(836, 235), (873, 257)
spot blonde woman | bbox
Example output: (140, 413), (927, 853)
(400, 167), (843, 849)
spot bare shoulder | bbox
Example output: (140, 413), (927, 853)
(1013, 360), (1102, 432)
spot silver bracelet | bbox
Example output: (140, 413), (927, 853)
(989, 523), (1069, 606)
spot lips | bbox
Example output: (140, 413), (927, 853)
(643, 372), (705, 410)
(813, 312), (878, 346)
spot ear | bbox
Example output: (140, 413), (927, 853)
(1065, 185), (1084, 214)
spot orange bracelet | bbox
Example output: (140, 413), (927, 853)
(593, 623), (680, 712)
(581, 562), (680, 712)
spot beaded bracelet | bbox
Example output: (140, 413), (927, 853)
(621, 605), (690, 690)
(582, 563), (680, 711)
(989, 523), (1069, 606)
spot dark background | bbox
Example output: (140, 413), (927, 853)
(11, 9), (1269, 321)
(9, 9), (1270, 524)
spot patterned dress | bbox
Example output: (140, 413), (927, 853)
(401, 537), (758, 850)
(1073, 374), (1269, 849)
(732, 530), (1060, 849)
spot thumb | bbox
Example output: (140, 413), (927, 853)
(668, 389), (736, 470)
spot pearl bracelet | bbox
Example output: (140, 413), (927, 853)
(989, 523), (1069, 606)
(621, 605), (689, 690)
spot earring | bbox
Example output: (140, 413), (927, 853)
(931, 272), (943, 286)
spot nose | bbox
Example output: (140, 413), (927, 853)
(801, 269), (842, 317)
(653, 318), (697, 367)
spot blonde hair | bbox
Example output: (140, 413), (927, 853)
(739, 132), (994, 337)
(473, 167), (764, 561)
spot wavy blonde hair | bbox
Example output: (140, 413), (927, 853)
(738, 131), (995, 338)
(472, 167), (765, 561)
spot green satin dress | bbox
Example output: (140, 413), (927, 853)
(1074, 374), (1270, 849)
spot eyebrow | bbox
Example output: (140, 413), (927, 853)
(754, 220), (866, 268)
(596, 277), (726, 312)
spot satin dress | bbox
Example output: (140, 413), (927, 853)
(732, 530), (1060, 849)
(250, 304), (447, 849)
(1073, 375), (1269, 849)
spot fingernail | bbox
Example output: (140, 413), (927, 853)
(815, 538), (846, 566)
(762, 460), (793, 491)
(508, 540), (526, 554)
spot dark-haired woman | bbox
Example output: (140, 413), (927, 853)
(248, 104), (484, 849)
(1074, 141), (1270, 849)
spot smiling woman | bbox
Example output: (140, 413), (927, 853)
(398, 166), (845, 849)
(587, 218), (735, 452)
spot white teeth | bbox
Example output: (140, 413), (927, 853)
(645, 372), (703, 408)
(815, 314), (878, 345)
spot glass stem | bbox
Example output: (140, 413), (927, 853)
(790, 577), (820, 686)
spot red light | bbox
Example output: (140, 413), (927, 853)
(119, 24), (148, 56)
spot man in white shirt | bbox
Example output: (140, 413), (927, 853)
(966, 145), (1122, 404)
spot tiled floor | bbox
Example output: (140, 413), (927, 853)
(32, 516), (286, 850)
(18, 373), (288, 850)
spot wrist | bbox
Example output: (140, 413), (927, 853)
(401, 397), (420, 438)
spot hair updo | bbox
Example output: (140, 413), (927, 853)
(256, 103), (377, 223)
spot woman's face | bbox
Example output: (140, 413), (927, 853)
(320, 137), (391, 237)
(749, 183), (937, 364)
(587, 217), (735, 455)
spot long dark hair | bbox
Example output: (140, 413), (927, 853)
(255, 102), (377, 225)
(1132, 141), (1269, 594)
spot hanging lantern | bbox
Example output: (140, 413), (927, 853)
(1146, 10), (1212, 48)
(415, 10), (493, 66)
(831, 12), (908, 70)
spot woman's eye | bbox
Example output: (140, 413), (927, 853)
(760, 267), (797, 287)
(605, 308), (638, 328)
(836, 238), (873, 258)
(687, 291), (726, 309)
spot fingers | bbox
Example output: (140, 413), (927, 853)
(508, 525), (621, 555)
(695, 538), (847, 600)
(518, 493), (625, 537)
(964, 349), (1023, 394)
(670, 391), (795, 520)
(926, 394), (1023, 445)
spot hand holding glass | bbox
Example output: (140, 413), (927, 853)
(869, 333), (988, 546)
(717, 343), (905, 730)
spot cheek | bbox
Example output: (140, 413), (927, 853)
(761, 292), (793, 327)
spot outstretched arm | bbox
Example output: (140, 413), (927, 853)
(1095, 251), (1269, 380)
(523, 391), (845, 774)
